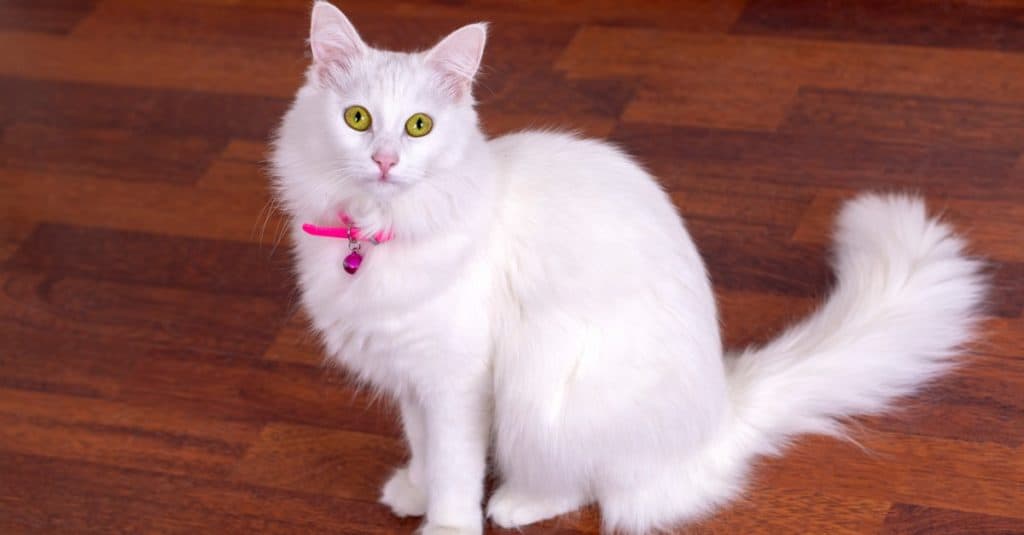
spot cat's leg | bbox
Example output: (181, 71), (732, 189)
(486, 481), (588, 528)
(486, 312), (596, 528)
(380, 395), (428, 517)
(418, 378), (490, 535)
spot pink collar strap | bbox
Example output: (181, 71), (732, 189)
(300, 223), (393, 244)
(302, 213), (393, 244)
(301, 213), (392, 275)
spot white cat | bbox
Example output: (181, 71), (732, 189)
(270, 3), (985, 534)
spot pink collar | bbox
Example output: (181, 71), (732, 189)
(301, 213), (393, 244)
(301, 213), (392, 275)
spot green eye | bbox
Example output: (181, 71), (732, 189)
(344, 105), (371, 131)
(405, 113), (433, 137)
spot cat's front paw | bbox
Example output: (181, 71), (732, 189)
(380, 467), (427, 517)
(418, 524), (481, 535)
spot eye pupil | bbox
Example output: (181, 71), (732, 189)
(416, 118), (423, 129)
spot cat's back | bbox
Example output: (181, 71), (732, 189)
(486, 130), (709, 304)
(489, 129), (687, 241)
(489, 130), (675, 228)
(490, 131), (649, 196)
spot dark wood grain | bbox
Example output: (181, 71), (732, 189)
(882, 504), (1024, 535)
(757, 433), (1024, 519)
(0, 1), (1021, 534)
(733, 0), (1024, 51)
(0, 271), (285, 355)
(0, 388), (261, 478)
(0, 0), (98, 34)
(780, 87), (1024, 150)
(230, 423), (406, 502)
(1, 123), (225, 184)
(0, 452), (405, 535)
(864, 354), (1024, 446)
(0, 76), (289, 141)
(612, 122), (1020, 200)
(113, 345), (401, 435)
(5, 224), (293, 298)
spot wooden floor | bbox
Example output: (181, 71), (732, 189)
(2, 1), (1023, 533)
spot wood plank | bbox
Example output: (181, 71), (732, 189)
(757, 432), (1024, 519)
(780, 87), (1024, 150)
(0, 388), (260, 478)
(230, 422), (405, 503)
(1, 167), (284, 244)
(982, 316), (1024, 360)
(0, 318), (135, 399)
(0, 11), (582, 100)
(792, 190), (1024, 263)
(865, 354), (1024, 447)
(559, 27), (1024, 100)
(218, 139), (268, 163)
(159, 0), (743, 33)
(0, 0), (97, 34)
(4, 223), (292, 298)
(881, 503), (1024, 534)
(689, 217), (833, 298)
(416, 0), (747, 31)
(716, 290), (817, 350)
(558, 28), (1024, 130)
(0, 271), (285, 357)
(0, 30), (305, 98)
(1, 123), (224, 184)
(264, 311), (326, 366)
(479, 73), (635, 137)
(0, 452), (405, 534)
(686, 484), (890, 534)
(611, 123), (1020, 202)
(0, 76), (290, 141)
(71, 0), (308, 46)
(0, 218), (33, 264)
(625, 72), (798, 132)
(671, 187), (814, 230)
(733, 0), (1024, 51)
(790, 191), (1024, 318)
(121, 351), (400, 436)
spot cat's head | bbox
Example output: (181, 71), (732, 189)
(273, 1), (488, 218)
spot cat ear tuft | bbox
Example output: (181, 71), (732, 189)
(425, 23), (488, 100)
(309, 1), (367, 69)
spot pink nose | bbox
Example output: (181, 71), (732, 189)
(372, 152), (398, 176)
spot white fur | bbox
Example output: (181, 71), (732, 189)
(271, 4), (986, 534)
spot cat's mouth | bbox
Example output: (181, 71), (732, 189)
(360, 175), (406, 196)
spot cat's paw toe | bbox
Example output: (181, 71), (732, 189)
(380, 467), (427, 517)
(487, 485), (581, 528)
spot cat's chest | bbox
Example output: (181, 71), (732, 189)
(298, 239), (436, 308)
(294, 232), (494, 388)
(294, 229), (491, 327)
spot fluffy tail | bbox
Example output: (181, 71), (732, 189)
(727, 193), (985, 450)
(601, 194), (987, 534)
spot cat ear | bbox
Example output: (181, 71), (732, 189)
(309, 1), (367, 68)
(425, 23), (488, 100)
